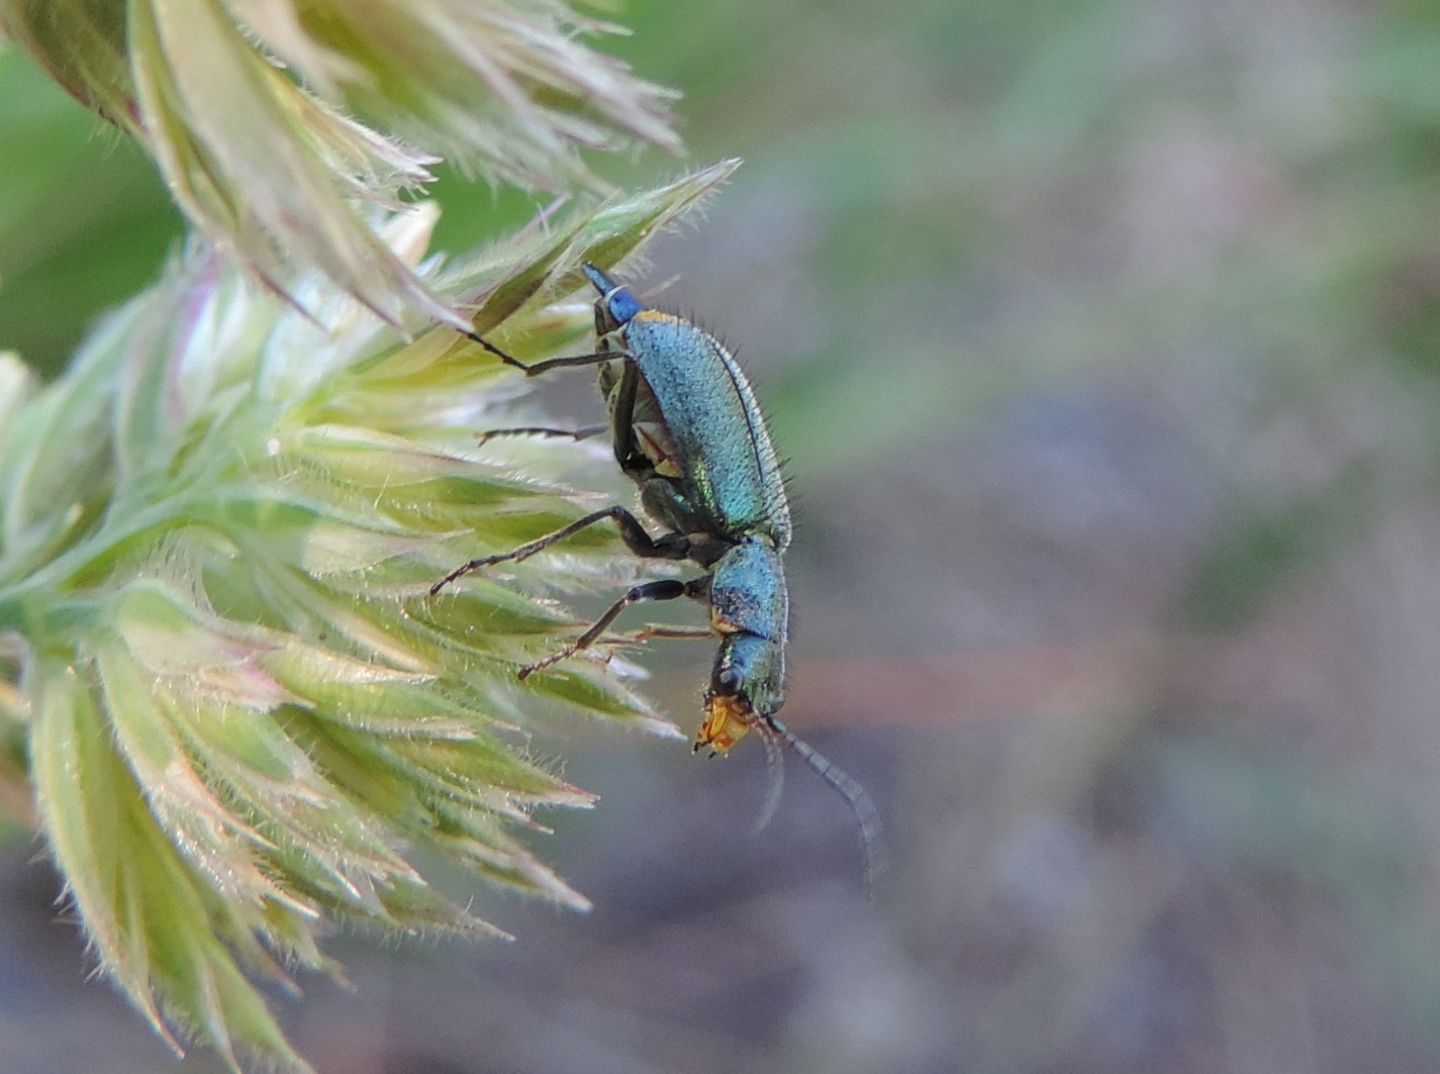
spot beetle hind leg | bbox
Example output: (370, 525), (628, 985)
(462, 329), (630, 377)
(475, 424), (608, 445)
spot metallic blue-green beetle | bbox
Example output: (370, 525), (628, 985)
(434, 263), (882, 888)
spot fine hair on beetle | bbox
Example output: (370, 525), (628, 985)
(432, 261), (885, 896)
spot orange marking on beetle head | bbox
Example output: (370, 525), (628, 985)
(696, 693), (755, 755)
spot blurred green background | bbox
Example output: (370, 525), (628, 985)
(7, 1), (1440, 1072)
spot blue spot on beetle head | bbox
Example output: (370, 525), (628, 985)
(582, 261), (643, 326)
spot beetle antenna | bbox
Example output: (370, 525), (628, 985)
(751, 723), (787, 835)
(765, 717), (888, 901)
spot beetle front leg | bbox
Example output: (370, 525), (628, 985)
(611, 624), (716, 644)
(517, 578), (700, 679)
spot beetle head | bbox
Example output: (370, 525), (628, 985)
(582, 261), (644, 335)
(696, 541), (788, 755)
(697, 689), (753, 755)
(698, 633), (784, 755)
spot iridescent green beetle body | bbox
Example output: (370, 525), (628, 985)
(598, 305), (792, 552)
(579, 262), (793, 751)
(434, 263), (882, 891)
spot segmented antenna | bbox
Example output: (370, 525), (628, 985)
(765, 717), (888, 900)
(751, 724), (787, 835)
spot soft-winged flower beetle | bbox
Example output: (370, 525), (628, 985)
(433, 263), (884, 893)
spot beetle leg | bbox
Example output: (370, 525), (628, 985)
(518, 578), (691, 679)
(475, 424), (608, 445)
(608, 358), (641, 467)
(612, 624), (715, 643)
(593, 622), (716, 664)
(464, 331), (628, 376)
(429, 505), (691, 595)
